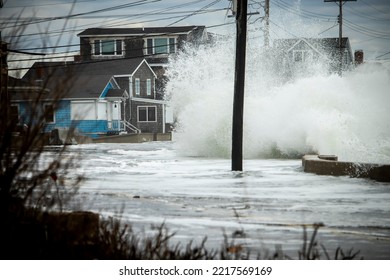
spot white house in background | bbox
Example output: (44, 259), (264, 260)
(273, 37), (354, 78)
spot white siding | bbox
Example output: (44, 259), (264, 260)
(71, 101), (95, 120)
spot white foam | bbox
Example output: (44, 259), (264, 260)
(165, 36), (390, 164)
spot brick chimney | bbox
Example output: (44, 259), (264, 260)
(354, 50), (364, 65)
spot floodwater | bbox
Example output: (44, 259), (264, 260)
(66, 142), (390, 259)
(67, 30), (390, 259)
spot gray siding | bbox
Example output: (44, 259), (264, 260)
(130, 101), (164, 133)
(131, 62), (155, 99)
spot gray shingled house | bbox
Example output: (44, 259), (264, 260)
(272, 37), (354, 79)
(76, 26), (208, 98)
(18, 58), (167, 138)
(13, 26), (209, 139)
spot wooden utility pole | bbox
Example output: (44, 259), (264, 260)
(264, 0), (270, 48)
(0, 37), (8, 124)
(324, 0), (356, 75)
(231, 0), (248, 171)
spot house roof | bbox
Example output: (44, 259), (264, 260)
(20, 57), (154, 100)
(8, 76), (50, 101)
(8, 76), (32, 87)
(106, 89), (127, 98)
(273, 37), (351, 52)
(77, 26), (205, 37)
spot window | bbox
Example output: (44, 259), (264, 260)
(138, 106), (156, 122)
(135, 78), (140, 95)
(146, 37), (176, 55)
(93, 39), (123, 56)
(44, 104), (55, 123)
(147, 38), (153, 55)
(154, 38), (168, 54)
(293, 50), (313, 62)
(146, 79), (151, 96)
(294, 51), (303, 62)
(169, 38), (175, 53)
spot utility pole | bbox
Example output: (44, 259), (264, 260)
(264, 0), (270, 48)
(231, 0), (248, 171)
(0, 35), (9, 129)
(324, 0), (356, 75)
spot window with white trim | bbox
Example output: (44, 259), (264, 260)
(146, 37), (176, 55)
(93, 39), (123, 56)
(293, 50), (313, 62)
(135, 78), (140, 95)
(146, 79), (151, 96)
(138, 106), (156, 122)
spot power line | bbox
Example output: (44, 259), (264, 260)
(4, 9), (228, 51)
(273, 0), (336, 21)
(344, 5), (390, 22)
(167, 0), (222, 26)
(2, 0), (162, 29)
(376, 51), (390, 59)
(269, 19), (299, 38)
(8, 22), (235, 67)
(2, 0), (227, 46)
(3, 0), (97, 8)
(4, 8), (226, 40)
(360, 0), (390, 16)
(318, 21), (339, 35)
(344, 18), (390, 37)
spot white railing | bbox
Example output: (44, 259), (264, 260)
(123, 120), (141, 134)
(107, 120), (141, 134)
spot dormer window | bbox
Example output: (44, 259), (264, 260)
(146, 37), (176, 55)
(93, 39), (123, 56)
(293, 50), (313, 62)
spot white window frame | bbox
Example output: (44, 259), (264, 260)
(137, 106), (157, 122)
(145, 37), (176, 55)
(293, 50), (313, 62)
(135, 78), (140, 95)
(146, 79), (151, 96)
(93, 39), (123, 56)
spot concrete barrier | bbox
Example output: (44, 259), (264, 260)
(302, 155), (390, 182)
(93, 132), (171, 143)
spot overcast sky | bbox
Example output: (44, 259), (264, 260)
(1, 0), (389, 73)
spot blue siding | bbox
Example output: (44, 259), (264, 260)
(55, 100), (71, 127)
(71, 120), (108, 138)
(14, 100), (111, 138)
(43, 100), (71, 132)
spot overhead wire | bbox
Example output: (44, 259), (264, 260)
(1, 0), (162, 29)
(2, 0), (227, 46)
(344, 5), (390, 22)
(359, 0), (390, 16)
(376, 51), (390, 59)
(3, 0), (97, 8)
(7, 27), (233, 72)
(343, 19), (390, 39)
(166, 0), (222, 26)
(273, 0), (336, 21)
(4, 7), (226, 40)
(8, 21), (235, 67)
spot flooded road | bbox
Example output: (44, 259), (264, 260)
(63, 142), (390, 259)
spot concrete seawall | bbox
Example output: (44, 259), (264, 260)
(92, 132), (172, 144)
(302, 155), (390, 183)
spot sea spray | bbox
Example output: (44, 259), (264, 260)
(165, 36), (390, 163)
